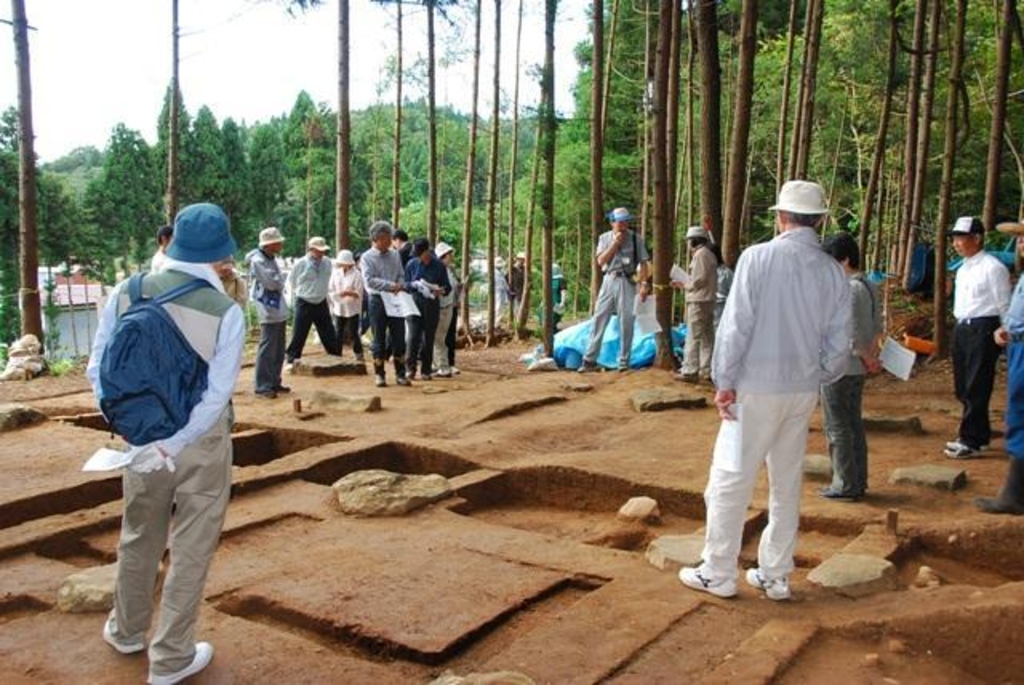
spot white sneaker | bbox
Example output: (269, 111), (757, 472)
(945, 439), (988, 452)
(102, 616), (145, 655)
(148, 642), (214, 685)
(678, 565), (737, 598)
(451, 366), (461, 375)
(745, 568), (791, 601)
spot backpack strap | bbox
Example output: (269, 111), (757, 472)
(127, 273), (146, 305)
(152, 278), (213, 305)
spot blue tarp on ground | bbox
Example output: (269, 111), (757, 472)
(548, 317), (688, 370)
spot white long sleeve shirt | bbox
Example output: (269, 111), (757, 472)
(86, 259), (244, 457)
(712, 227), (852, 394)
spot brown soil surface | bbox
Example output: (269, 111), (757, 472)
(3, 342), (1024, 684)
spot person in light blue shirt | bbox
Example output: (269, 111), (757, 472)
(285, 236), (341, 364)
(976, 221), (1024, 515)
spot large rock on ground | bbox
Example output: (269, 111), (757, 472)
(803, 453), (832, 482)
(807, 553), (897, 597)
(617, 496), (660, 523)
(308, 390), (381, 413)
(56, 563), (117, 613)
(631, 387), (706, 412)
(888, 464), (967, 491)
(332, 469), (452, 516)
(0, 403), (47, 432)
(645, 534), (704, 571)
(291, 357), (367, 377)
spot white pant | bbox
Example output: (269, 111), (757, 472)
(701, 390), (818, 581)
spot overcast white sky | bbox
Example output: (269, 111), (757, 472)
(1, 0), (590, 162)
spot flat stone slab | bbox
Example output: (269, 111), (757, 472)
(308, 390), (382, 413)
(888, 464), (967, 491)
(807, 553), (897, 597)
(291, 357), (367, 377)
(863, 414), (924, 435)
(803, 453), (832, 481)
(332, 469), (452, 516)
(645, 534), (704, 571)
(631, 387), (707, 413)
(703, 620), (818, 684)
(0, 403), (47, 432)
(430, 671), (535, 685)
(471, 395), (567, 425)
(225, 542), (569, 662)
(560, 382), (594, 393)
(618, 496), (660, 523)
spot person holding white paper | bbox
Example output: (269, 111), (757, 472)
(679, 180), (851, 602)
(672, 225), (718, 383)
(819, 232), (883, 502)
(360, 220), (411, 388)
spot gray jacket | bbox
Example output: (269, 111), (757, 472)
(246, 248), (288, 324)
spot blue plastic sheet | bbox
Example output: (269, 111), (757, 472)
(546, 317), (688, 370)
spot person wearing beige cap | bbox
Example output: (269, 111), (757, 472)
(680, 180), (851, 602)
(673, 225), (718, 383)
(328, 249), (365, 362)
(285, 236), (341, 365)
(246, 227), (290, 398)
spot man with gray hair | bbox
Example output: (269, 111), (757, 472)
(680, 180), (851, 602)
(361, 220), (411, 387)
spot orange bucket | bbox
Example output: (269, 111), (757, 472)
(903, 334), (936, 355)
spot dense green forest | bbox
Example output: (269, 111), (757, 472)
(2, 0), (1023, 352)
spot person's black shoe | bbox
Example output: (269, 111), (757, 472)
(255, 390), (278, 400)
(577, 360), (599, 374)
(274, 385), (291, 394)
(818, 487), (861, 502)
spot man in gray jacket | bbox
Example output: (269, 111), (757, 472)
(247, 227), (290, 399)
(680, 180), (851, 602)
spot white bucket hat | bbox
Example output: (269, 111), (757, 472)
(435, 241), (454, 259)
(685, 226), (709, 241)
(336, 249), (355, 265)
(307, 236), (331, 252)
(770, 180), (829, 215)
(259, 227), (284, 246)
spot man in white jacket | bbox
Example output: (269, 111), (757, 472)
(680, 180), (851, 602)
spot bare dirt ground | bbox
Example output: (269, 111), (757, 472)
(2, 338), (1024, 684)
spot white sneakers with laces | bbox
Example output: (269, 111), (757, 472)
(678, 565), (737, 598)
(745, 568), (792, 601)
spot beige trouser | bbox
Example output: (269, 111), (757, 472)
(681, 301), (715, 377)
(109, 407), (233, 676)
(434, 305), (454, 373)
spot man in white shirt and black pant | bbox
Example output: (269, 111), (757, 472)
(946, 216), (1011, 459)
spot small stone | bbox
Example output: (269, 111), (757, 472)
(807, 553), (897, 597)
(887, 639), (907, 654)
(803, 453), (832, 481)
(617, 496), (661, 523)
(948, 534), (959, 545)
(863, 653), (881, 667)
(645, 534), (704, 571)
(913, 565), (942, 588)
(308, 390), (381, 413)
(561, 382), (593, 393)
(631, 387), (706, 412)
(57, 563), (117, 613)
(0, 403), (47, 432)
(888, 465), (967, 491)
(883, 678), (901, 685)
(332, 469), (452, 516)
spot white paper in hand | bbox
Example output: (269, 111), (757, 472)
(670, 263), (689, 286)
(880, 337), (915, 381)
(711, 404), (743, 472)
(82, 447), (135, 472)
(634, 294), (662, 335)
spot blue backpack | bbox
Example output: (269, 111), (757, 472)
(99, 273), (212, 446)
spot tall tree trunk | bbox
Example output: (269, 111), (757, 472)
(787, 0), (813, 180)
(540, 0), (557, 356)
(898, 0), (926, 286)
(426, 0), (439, 244)
(460, 0), (483, 334)
(167, 0), (180, 222)
(652, 0), (674, 369)
(685, 0), (695, 230)
(485, 0), (502, 346)
(793, 0), (823, 179)
(600, 0), (621, 139)
(640, 0), (653, 240)
(589, 0), (605, 321)
(859, 0), (899, 263)
(392, 2), (403, 225)
(934, 0), (968, 360)
(722, 0), (757, 268)
(517, 114), (544, 332)
(336, 0), (351, 250)
(508, 0), (525, 329)
(12, 0), (42, 341)
(696, 0), (723, 243)
(983, 0), (1014, 231)
(666, 0), (683, 235)
(775, 0), (799, 194)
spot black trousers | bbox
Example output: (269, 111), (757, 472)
(286, 298), (340, 362)
(406, 296), (440, 375)
(368, 295), (406, 361)
(332, 314), (363, 358)
(445, 305), (458, 366)
(953, 317), (1002, 447)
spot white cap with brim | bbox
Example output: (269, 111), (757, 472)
(307, 236), (331, 252)
(686, 226), (709, 241)
(259, 227), (284, 246)
(770, 180), (829, 215)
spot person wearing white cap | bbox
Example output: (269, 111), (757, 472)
(680, 180), (851, 602)
(673, 225), (718, 383)
(246, 227), (290, 398)
(944, 216), (1011, 459)
(285, 236), (341, 365)
(328, 249), (365, 362)
(433, 242), (458, 377)
(510, 251), (527, 320)
(578, 207), (651, 372)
